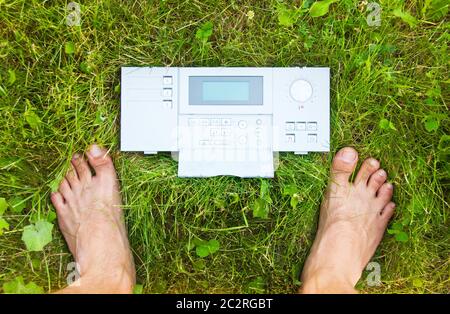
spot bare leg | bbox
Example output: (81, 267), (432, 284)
(300, 147), (395, 294)
(51, 144), (135, 293)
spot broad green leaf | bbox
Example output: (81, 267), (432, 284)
(24, 110), (42, 130)
(8, 69), (16, 85)
(423, 116), (439, 132)
(207, 239), (220, 254)
(196, 245), (210, 258)
(0, 218), (9, 235)
(229, 192), (240, 204)
(0, 197), (8, 215)
(252, 198), (269, 219)
(46, 210), (57, 222)
(114, 83), (121, 94)
(3, 276), (44, 294)
(64, 41), (75, 54)
(379, 118), (396, 131)
(392, 8), (418, 28)
(195, 21), (213, 43)
(290, 194), (299, 208)
(387, 228), (399, 235)
(309, 0), (338, 18)
(133, 284), (143, 294)
(277, 3), (297, 26)
(194, 239), (220, 258)
(9, 196), (26, 214)
(21, 220), (53, 251)
(395, 231), (409, 243)
(282, 185), (298, 196)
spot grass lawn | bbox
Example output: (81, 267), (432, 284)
(0, 0), (448, 294)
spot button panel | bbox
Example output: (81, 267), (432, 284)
(283, 121), (318, 146)
(182, 116), (271, 149)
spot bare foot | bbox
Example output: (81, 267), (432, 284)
(51, 144), (135, 293)
(300, 147), (395, 294)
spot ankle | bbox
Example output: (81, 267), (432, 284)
(299, 268), (357, 294)
(300, 267), (358, 294)
(79, 266), (135, 294)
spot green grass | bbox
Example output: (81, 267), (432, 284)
(0, 0), (449, 293)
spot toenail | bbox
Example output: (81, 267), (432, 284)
(370, 158), (379, 167)
(378, 170), (386, 177)
(340, 149), (357, 163)
(90, 144), (103, 157)
(72, 153), (80, 160)
(387, 183), (393, 189)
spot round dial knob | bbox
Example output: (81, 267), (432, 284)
(290, 80), (313, 102)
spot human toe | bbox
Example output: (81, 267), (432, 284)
(376, 182), (394, 207)
(86, 144), (116, 179)
(71, 153), (92, 182)
(330, 147), (359, 187)
(355, 158), (380, 186)
(367, 169), (387, 193)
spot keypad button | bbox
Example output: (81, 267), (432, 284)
(199, 140), (209, 146)
(285, 122), (295, 131)
(307, 122), (317, 131)
(163, 88), (172, 97)
(286, 134), (295, 143)
(290, 80), (313, 102)
(188, 118), (199, 126)
(221, 129), (231, 136)
(222, 119), (231, 126)
(238, 120), (248, 129)
(307, 134), (317, 143)
(199, 119), (209, 126)
(163, 100), (172, 109)
(210, 128), (220, 136)
(210, 119), (221, 126)
(256, 119), (262, 125)
(163, 76), (173, 85)
(295, 122), (306, 131)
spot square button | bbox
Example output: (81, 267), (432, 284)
(199, 119), (209, 126)
(210, 119), (221, 126)
(163, 76), (173, 85)
(307, 134), (317, 143)
(307, 122), (317, 131)
(296, 122), (306, 131)
(163, 100), (172, 109)
(221, 128), (231, 136)
(222, 119), (231, 126)
(163, 88), (172, 97)
(210, 128), (220, 136)
(286, 134), (295, 143)
(285, 122), (295, 131)
(188, 118), (199, 126)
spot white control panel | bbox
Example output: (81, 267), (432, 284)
(120, 67), (330, 177)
